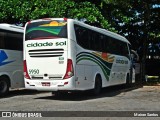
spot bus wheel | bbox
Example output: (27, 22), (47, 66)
(52, 91), (67, 97)
(126, 74), (131, 87)
(0, 77), (9, 97)
(92, 75), (102, 96)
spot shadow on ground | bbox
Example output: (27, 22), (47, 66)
(0, 89), (45, 99)
(34, 84), (142, 101)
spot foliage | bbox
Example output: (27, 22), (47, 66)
(91, 0), (160, 53)
(0, 0), (160, 54)
(0, 0), (113, 31)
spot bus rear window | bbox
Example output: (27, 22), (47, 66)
(25, 20), (67, 40)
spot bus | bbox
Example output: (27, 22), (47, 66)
(24, 18), (135, 95)
(0, 24), (24, 96)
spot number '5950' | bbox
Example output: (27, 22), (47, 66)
(29, 69), (39, 74)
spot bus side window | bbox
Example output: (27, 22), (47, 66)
(74, 25), (84, 48)
(100, 35), (107, 53)
(108, 38), (115, 54)
(5, 32), (23, 51)
(88, 30), (93, 50)
(0, 31), (5, 49)
(75, 25), (91, 50)
(123, 43), (130, 58)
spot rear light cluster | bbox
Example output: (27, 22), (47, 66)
(23, 59), (73, 80)
(23, 60), (30, 79)
(63, 59), (74, 79)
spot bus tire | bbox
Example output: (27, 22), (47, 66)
(0, 77), (10, 97)
(52, 91), (67, 97)
(126, 74), (131, 87)
(92, 75), (102, 96)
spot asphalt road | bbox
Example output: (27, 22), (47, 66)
(0, 85), (160, 120)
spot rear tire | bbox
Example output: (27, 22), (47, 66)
(52, 91), (67, 97)
(92, 75), (102, 96)
(126, 74), (131, 87)
(0, 77), (10, 97)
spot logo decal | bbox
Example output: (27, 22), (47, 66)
(0, 50), (14, 66)
(76, 52), (115, 81)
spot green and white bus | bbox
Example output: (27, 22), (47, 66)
(24, 18), (135, 95)
(0, 24), (24, 96)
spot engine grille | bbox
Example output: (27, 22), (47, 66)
(28, 49), (64, 57)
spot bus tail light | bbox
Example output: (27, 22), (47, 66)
(23, 60), (30, 79)
(63, 59), (74, 79)
(63, 18), (68, 21)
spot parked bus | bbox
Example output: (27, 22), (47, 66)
(0, 24), (24, 96)
(24, 18), (135, 95)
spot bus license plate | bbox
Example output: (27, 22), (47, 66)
(42, 82), (50, 86)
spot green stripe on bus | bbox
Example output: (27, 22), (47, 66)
(76, 52), (114, 81)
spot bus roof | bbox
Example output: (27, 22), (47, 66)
(25, 18), (130, 44)
(72, 19), (130, 44)
(0, 23), (23, 33)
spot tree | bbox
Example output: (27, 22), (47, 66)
(87, 0), (160, 81)
(87, 0), (159, 50)
(0, 0), (113, 31)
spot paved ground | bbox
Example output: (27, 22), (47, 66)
(0, 85), (160, 120)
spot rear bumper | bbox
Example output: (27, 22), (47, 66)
(24, 78), (76, 91)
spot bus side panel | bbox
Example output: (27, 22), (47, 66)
(7, 50), (24, 88)
(67, 20), (78, 90)
(0, 50), (24, 88)
(111, 55), (130, 85)
(75, 60), (94, 90)
(76, 49), (115, 90)
(70, 20), (95, 90)
(75, 46), (94, 90)
(67, 39), (77, 90)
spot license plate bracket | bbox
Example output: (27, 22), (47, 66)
(41, 82), (50, 86)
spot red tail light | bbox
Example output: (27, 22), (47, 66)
(63, 59), (74, 79)
(27, 21), (31, 24)
(23, 60), (30, 79)
(63, 18), (68, 21)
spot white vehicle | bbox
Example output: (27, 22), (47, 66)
(24, 18), (135, 95)
(0, 24), (24, 96)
